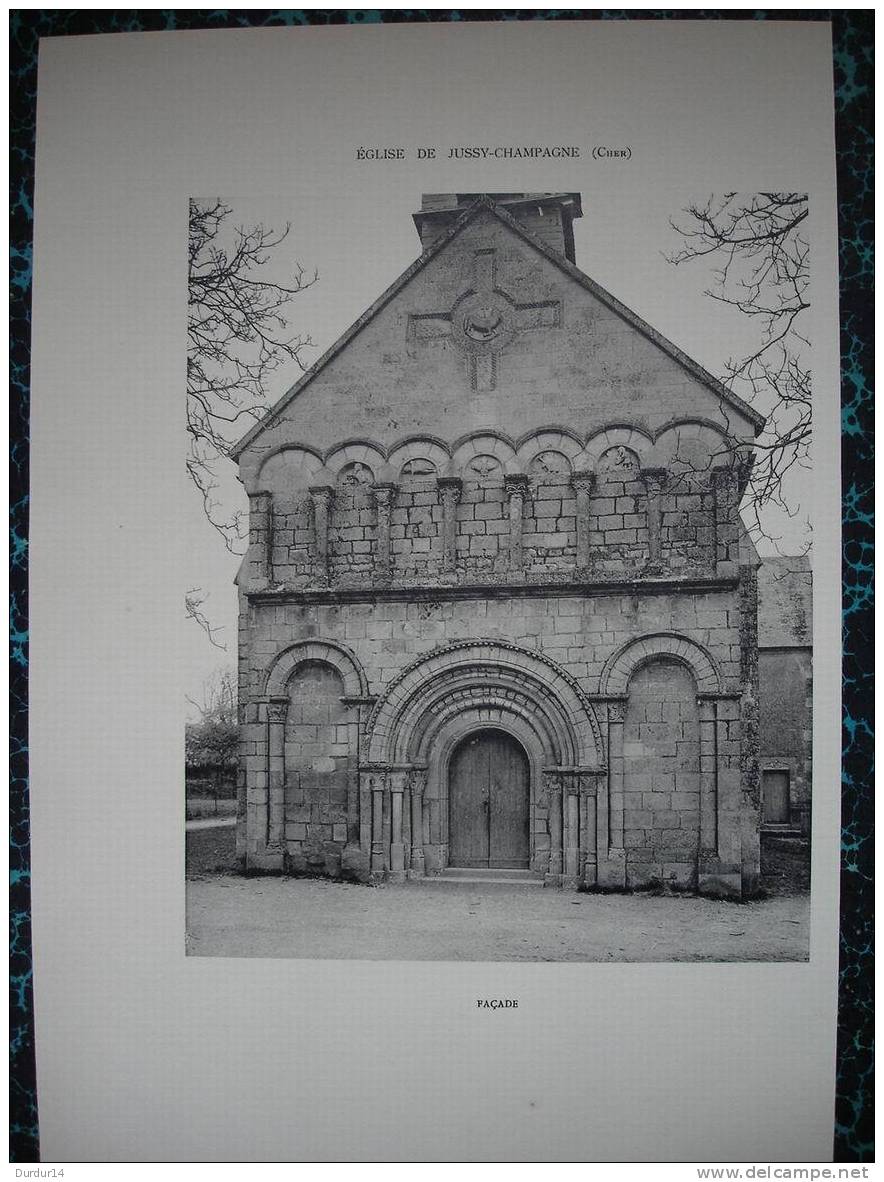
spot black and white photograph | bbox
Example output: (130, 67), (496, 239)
(184, 186), (813, 962)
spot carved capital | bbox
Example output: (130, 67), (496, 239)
(504, 472), (530, 500)
(308, 483), (335, 504)
(388, 770), (407, 794)
(409, 768), (428, 796)
(266, 698), (288, 725)
(437, 475), (463, 507)
(640, 466), (668, 492)
(542, 770), (562, 797)
(607, 699), (628, 725)
(372, 482), (396, 513)
(711, 465), (738, 490)
(571, 471), (596, 496)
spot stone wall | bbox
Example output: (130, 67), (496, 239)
(623, 661), (701, 888)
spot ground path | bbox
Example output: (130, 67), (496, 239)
(186, 874), (809, 962)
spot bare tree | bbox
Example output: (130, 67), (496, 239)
(185, 586), (226, 650)
(667, 193), (810, 545)
(188, 198), (317, 552)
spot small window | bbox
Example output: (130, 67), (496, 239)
(762, 770), (790, 825)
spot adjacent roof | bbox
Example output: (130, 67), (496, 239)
(231, 195), (765, 460)
(757, 556), (812, 647)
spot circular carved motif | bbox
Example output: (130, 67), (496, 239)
(466, 454), (502, 477)
(598, 445), (639, 474)
(530, 449), (570, 475)
(463, 304), (504, 342)
(400, 457), (436, 478)
(450, 291), (514, 355)
(337, 461), (373, 488)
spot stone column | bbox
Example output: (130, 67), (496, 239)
(372, 481), (396, 583)
(266, 697), (288, 851)
(571, 472), (596, 571)
(370, 771), (386, 876)
(408, 768), (426, 878)
(309, 482), (334, 584)
(581, 773), (600, 887)
(563, 779), (581, 888)
(640, 467), (667, 567)
(504, 473), (530, 575)
(358, 769), (373, 860)
(545, 771), (563, 882)
(389, 771), (407, 880)
(437, 476), (463, 574)
(248, 491), (273, 589)
(698, 695), (719, 858)
(597, 700), (628, 888)
(712, 467), (740, 576)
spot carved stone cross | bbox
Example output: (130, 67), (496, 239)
(408, 248), (561, 391)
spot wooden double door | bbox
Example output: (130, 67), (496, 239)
(448, 729), (530, 869)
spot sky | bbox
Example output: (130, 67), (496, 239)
(184, 187), (814, 706)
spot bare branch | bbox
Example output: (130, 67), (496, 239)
(185, 587), (227, 650)
(187, 199), (317, 554)
(666, 192), (811, 546)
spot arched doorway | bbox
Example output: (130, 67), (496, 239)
(448, 729), (530, 869)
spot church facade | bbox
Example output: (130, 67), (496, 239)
(231, 192), (767, 899)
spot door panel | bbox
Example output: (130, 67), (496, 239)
(488, 734), (530, 868)
(762, 770), (790, 825)
(448, 730), (529, 868)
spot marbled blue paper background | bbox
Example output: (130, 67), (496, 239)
(9, 9), (873, 1163)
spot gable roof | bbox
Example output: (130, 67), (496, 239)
(230, 195), (765, 460)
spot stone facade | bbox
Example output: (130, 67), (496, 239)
(232, 192), (769, 898)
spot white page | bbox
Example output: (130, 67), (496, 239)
(30, 21), (840, 1162)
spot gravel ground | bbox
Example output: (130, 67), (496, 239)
(186, 829), (809, 962)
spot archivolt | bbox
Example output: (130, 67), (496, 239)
(366, 639), (603, 765)
(599, 632), (721, 696)
(263, 639), (368, 699)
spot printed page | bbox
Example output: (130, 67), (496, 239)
(29, 20), (841, 1162)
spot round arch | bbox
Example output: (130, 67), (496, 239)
(263, 639), (368, 699)
(366, 639), (603, 766)
(599, 632), (721, 696)
(583, 424), (654, 470)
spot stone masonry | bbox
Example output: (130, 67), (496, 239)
(231, 192), (769, 898)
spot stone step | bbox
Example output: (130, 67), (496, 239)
(419, 867), (544, 888)
(443, 866), (537, 880)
